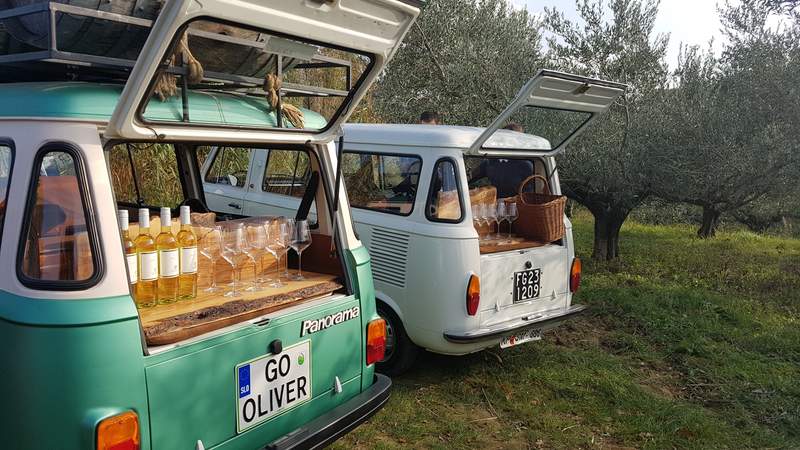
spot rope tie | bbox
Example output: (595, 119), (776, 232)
(154, 32), (204, 101)
(264, 73), (305, 128)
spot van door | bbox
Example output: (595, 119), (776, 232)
(242, 149), (317, 222)
(202, 146), (255, 214)
(467, 70), (626, 157)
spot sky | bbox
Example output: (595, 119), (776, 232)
(510, 0), (725, 68)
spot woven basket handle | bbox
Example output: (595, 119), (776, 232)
(518, 174), (551, 200)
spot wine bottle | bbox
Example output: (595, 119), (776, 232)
(119, 210), (138, 292)
(177, 205), (198, 300)
(156, 207), (179, 304)
(134, 208), (158, 308)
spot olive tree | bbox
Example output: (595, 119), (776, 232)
(371, 0), (546, 125)
(648, 0), (800, 237)
(545, 0), (669, 259)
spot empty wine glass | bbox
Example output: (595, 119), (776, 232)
(221, 224), (246, 297)
(281, 218), (295, 280)
(484, 204), (497, 241)
(507, 202), (519, 238)
(243, 223), (266, 292)
(471, 203), (481, 239)
(290, 220), (313, 280)
(265, 220), (289, 288)
(495, 201), (506, 240)
(198, 226), (222, 293)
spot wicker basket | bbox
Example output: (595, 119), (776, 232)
(514, 175), (566, 242)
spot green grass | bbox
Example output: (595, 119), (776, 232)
(332, 213), (800, 449)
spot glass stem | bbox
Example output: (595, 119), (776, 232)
(210, 259), (216, 288)
(298, 252), (302, 278)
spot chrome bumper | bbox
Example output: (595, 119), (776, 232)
(443, 304), (587, 343)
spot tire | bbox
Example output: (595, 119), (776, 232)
(376, 304), (418, 376)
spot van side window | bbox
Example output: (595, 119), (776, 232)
(0, 144), (12, 242)
(263, 150), (310, 198)
(204, 147), (251, 189)
(342, 152), (421, 216)
(20, 149), (97, 285)
(109, 143), (183, 208)
(426, 159), (463, 222)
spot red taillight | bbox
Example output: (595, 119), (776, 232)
(96, 411), (139, 450)
(466, 274), (480, 316)
(570, 257), (582, 293)
(366, 318), (387, 365)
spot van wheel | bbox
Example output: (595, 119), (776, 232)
(376, 304), (418, 376)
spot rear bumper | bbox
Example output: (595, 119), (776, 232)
(443, 304), (587, 343)
(265, 374), (391, 450)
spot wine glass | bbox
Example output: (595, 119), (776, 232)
(243, 223), (265, 292)
(484, 203), (497, 241)
(265, 220), (289, 288)
(477, 203), (489, 241)
(280, 218), (294, 280)
(221, 224), (246, 297)
(507, 202), (518, 239)
(495, 200), (506, 240)
(290, 220), (313, 280)
(198, 226), (221, 293)
(471, 203), (481, 238)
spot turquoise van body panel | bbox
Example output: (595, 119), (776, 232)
(0, 82), (327, 128)
(346, 245), (379, 391)
(0, 292), (151, 449)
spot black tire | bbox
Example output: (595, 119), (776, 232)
(376, 304), (418, 376)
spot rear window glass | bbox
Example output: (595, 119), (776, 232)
(263, 149), (311, 198)
(204, 147), (251, 189)
(427, 159), (462, 222)
(466, 156), (540, 199)
(109, 143), (183, 208)
(0, 144), (12, 241)
(20, 150), (97, 284)
(342, 152), (421, 216)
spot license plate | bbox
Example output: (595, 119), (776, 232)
(236, 340), (312, 432)
(500, 327), (542, 349)
(513, 268), (541, 302)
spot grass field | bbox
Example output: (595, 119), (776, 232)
(332, 213), (800, 449)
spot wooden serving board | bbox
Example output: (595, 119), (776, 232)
(479, 237), (550, 254)
(139, 272), (342, 346)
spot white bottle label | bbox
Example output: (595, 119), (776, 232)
(159, 248), (179, 278)
(126, 253), (138, 284)
(180, 246), (198, 274)
(139, 251), (158, 281)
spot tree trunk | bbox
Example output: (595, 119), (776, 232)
(697, 206), (721, 238)
(591, 208), (627, 260)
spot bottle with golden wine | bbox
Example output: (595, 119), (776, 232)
(119, 210), (138, 293)
(177, 205), (198, 300)
(156, 207), (179, 304)
(134, 208), (158, 308)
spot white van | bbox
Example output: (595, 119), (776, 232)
(202, 71), (626, 373)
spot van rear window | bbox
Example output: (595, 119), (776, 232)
(342, 152), (421, 216)
(20, 149), (97, 286)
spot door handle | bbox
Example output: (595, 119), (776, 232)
(228, 203), (242, 210)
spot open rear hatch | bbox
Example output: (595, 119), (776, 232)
(468, 70), (626, 157)
(103, 0), (419, 447)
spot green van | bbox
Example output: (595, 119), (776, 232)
(0, 0), (420, 448)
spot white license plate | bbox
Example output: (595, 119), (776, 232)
(513, 268), (541, 302)
(500, 327), (542, 349)
(236, 340), (312, 432)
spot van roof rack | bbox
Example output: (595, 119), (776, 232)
(0, 1), (352, 99)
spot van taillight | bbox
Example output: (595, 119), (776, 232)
(466, 274), (480, 316)
(96, 411), (139, 450)
(366, 318), (387, 365)
(570, 258), (582, 293)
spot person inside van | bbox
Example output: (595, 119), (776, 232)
(419, 111), (441, 125)
(469, 123), (534, 198)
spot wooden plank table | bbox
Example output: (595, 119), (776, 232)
(139, 271), (342, 346)
(479, 236), (550, 254)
